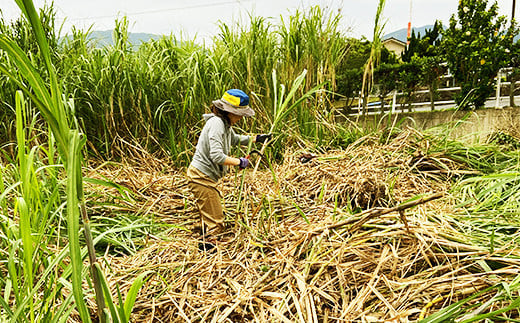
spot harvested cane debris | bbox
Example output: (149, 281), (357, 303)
(83, 129), (520, 322)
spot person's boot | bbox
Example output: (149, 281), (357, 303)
(197, 223), (223, 253)
(191, 224), (203, 237)
(198, 240), (216, 252)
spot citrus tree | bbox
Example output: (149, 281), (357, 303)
(443, 0), (516, 109)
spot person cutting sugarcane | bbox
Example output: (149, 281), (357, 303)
(187, 89), (271, 249)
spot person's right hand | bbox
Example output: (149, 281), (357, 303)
(238, 157), (249, 169)
(256, 133), (273, 144)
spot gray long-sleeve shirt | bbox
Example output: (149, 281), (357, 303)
(190, 113), (250, 182)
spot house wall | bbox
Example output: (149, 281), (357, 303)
(383, 41), (406, 57)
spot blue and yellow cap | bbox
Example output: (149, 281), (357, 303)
(213, 89), (255, 117)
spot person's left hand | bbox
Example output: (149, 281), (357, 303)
(238, 157), (250, 169)
(256, 133), (273, 144)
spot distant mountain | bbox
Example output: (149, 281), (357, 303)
(61, 30), (161, 48)
(89, 30), (160, 47)
(383, 25), (436, 43)
(64, 27), (518, 48)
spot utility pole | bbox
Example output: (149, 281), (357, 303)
(407, 0), (413, 45)
(513, 0), (516, 20)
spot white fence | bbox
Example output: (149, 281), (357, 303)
(342, 75), (520, 116)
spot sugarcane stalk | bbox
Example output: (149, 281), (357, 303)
(266, 192), (444, 245)
(236, 138), (254, 213)
(315, 192), (444, 235)
(252, 68), (322, 176)
(81, 202), (107, 323)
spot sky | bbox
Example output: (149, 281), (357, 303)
(0, 0), (517, 41)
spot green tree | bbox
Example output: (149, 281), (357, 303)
(402, 21), (445, 110)
(416, 55), (445, 110)
(397, 61), (422, 111)
(374, 62), (399, 113)
(335, 38), (398, 111)
(335, 38), (371, 108)
(402, 21), (443, 63)
(443, 0), (516, 109)
(401, 29), (420, 63)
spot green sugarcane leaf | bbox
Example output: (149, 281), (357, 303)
(460, 295), (520, 322)
(0, 295), (13, 318)
(50, 292), (74, 323)
(11, 247), (69, 321)
(116, 286), (126, 322)
(277, 69), (307, 115)
(16, 198), (33, 287)
(7, 241), (20, 306)
(123, 271), (152, 322)
(0, 35), (53, 114)
(293, 201), (310, 224)
(0, 39), (68, 160)
(15, 91), (26, 165)
(15, 0), (60, 109)
(95, 263), (120, 323)
(271, 81), (324, 133)
(420, 285), (495, 323)
(66, 131), (92, 323)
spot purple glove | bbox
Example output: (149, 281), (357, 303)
(239, 157), (249, 169)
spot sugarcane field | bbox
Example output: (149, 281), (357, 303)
(2, 0), (520, 322)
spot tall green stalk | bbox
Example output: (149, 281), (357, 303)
(0, 0), (103, 320)
(361, 0), (387, 114)
(252, 69), (322, 174)
(15, 91), (35, 322)
(0, 89), (76, 321)
(1, 2), (151, 320)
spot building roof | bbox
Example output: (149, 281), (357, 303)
(382, 37), (407, 46)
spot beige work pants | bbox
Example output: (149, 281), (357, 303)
(187, 165), (224, 231)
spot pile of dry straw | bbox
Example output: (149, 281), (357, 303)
(87, 129), (520, 322)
